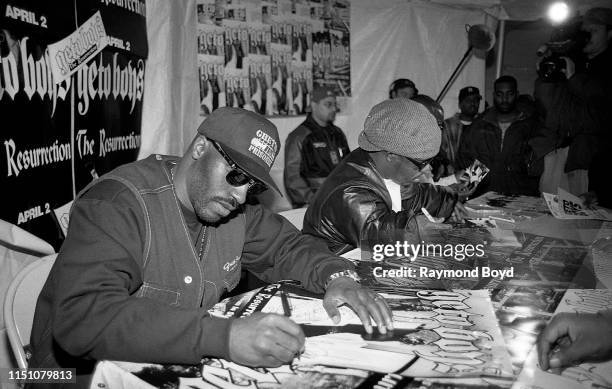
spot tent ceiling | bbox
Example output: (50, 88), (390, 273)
(429, 0), (612, 20)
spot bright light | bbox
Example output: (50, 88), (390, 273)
(548, 2), (570, 24)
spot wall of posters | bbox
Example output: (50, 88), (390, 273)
(196, 0), (350, 117)
(0, 0), (147, 249)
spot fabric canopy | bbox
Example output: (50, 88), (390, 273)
(431, 0), (612, 21)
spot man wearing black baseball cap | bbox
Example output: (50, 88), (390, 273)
(29, 107), (392, 387)
(442, 86), (481, 169)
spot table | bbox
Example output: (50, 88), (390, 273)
(90, 193), (612, 389)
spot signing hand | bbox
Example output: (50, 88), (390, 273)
(450, 201), (468, 223)
(323, 277), (394, 335)
(228, 312), (305, 367)
(537, 311), (612, 371)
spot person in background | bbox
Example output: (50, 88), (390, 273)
(456, 75), (542, 197)
(28, 108), (392, 388)
(389, 78), (418, 99)
(582, 7), (612, 207)
(532, 7), (612, 206)
(303, 98), (464, 255)
(284, 85), (350, 208)
(443, 86), (481, 171)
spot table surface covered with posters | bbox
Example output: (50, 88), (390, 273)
(90, 193), (612, 389)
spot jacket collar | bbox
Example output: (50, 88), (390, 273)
(305, 113), (334, 132)
(480, 107), (527, 127)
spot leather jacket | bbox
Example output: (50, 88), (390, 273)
(303, 148), (458, 254)
(284, 114), (350, 208)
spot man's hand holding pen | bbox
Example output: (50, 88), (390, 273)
(227, 277), (393, 368)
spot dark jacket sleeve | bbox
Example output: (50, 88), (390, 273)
(284, 129), (314, 207)
(241, 204), (354, 294)
(49, 182), (231, 365)
(400, 183), (458, 219)
(324, 186), (421, 252)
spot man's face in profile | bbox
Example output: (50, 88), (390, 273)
(582, 21), (611, 59)
(312, 96), (338, 125)
(187, 140), (248, 223)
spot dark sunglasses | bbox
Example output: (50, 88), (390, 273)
(211, 140), (267, 195)
(405, 155), (434, 171)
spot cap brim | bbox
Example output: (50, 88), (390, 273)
(219, 143), (283, 196)
(357, 131), (382, 152)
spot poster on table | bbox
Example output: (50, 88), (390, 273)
(122, 284), (512, 388)
(197, 0), (350, 117)
(0, 0), (147, 248)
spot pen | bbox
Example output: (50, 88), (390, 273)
(280, 290), (292, 317)
(280, 291), (302, 360)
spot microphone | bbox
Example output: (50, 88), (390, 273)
(436, 24), (496, 103)
(467, 24), (496, 51)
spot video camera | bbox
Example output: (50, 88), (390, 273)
(537, 16), (590, 82)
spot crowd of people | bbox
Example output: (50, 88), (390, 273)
(27, 6), (612, 388)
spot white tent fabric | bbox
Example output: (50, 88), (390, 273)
(433, 0), (612, 20)
(141, 0), (486, 211)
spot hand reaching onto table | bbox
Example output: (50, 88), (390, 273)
(537, 311), (612, 370)
(323, 277), (394, 335)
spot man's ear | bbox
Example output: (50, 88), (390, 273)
(192, 135), (209, 160)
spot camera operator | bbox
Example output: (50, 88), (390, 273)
(532, 7), (612, 207)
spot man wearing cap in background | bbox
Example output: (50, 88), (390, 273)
(442, 86), (481, 171)
(28, 107), (392, 388)
(389, 78), (418, 99)
(303, 98), (463, 255)
(284, 84), (350, 208)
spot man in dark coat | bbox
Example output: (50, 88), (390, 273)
(456, 75), (541, 197)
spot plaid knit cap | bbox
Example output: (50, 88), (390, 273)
(358, 98), (441, 159)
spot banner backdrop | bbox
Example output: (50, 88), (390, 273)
(196, 0), (351, 118)
(0, 0), (147, 249)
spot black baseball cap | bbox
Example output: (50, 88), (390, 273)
(458, 86), (481, 102)
(197, 107), (282, 195)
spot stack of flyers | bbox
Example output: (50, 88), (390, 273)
(544, 188), (612, 221)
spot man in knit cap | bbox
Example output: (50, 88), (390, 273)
(303, 98), (464, 255)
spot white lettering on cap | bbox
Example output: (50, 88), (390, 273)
(248, 130), (277, 167)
